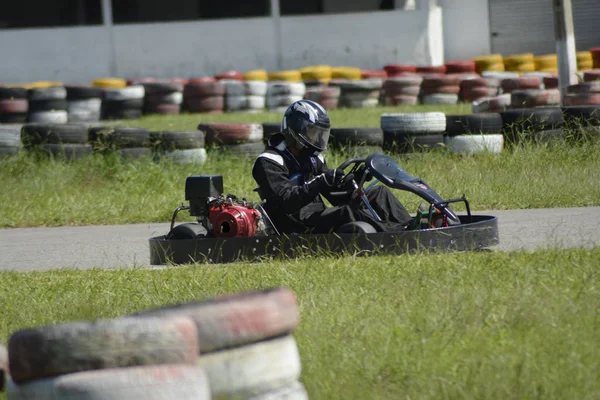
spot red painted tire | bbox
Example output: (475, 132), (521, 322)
(421, 76), (462, 88)
(460, 78), (500, 89)
(510, 89), (561, 108)
(318, 97), (339, 109)
(383, 64), (417, 75)
(445, 60), (476, 74)
(383, 76), (424, 91)
(141, 81), (184, 95)
(184, 82), (225, 97)
(501, 76), (542, 93)
(543, 76), (559, 89)
(0, 99), (28, 114)
(304, 86), (341, 100)
(583, 70), (600, 82)
(198, 122), (263, 146)
(361, 69), (388, 79)
(185, 96), (224, 113)
(215, 70), (244, 81)
(126, 77), (157, 86)
(132, 288), (299, 353)
(189, 77), (217, 84)
(169, 78), (189, 86)
(383, 85), (421, 96)
(145, 103), (181, 115)
(416, 65), (447, 74)
(563, 93), (600, 106)
(461, 87), (499, 102)
(383, 95), (419, 106)
(421, 85), (461, 95)
(567, 81), (600, 94)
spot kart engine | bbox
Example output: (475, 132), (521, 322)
(185, 174), (268, 237)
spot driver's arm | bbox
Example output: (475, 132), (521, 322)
(318, 160), (353, 206)
(252, 157), (325, 214)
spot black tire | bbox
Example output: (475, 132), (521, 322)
(102, 109), (143, 120)
(28, 99), (68, 112)
(89, 126), (150, 149)
(28, 87), (67, 100)
(329, 127), (383, 147)
(150, 131), (205, 151)
(0, 113), (27, 123)
(445, 113), (503, 135)
(119, 147), (152, 159)
(561, 106), (600, 126)
(43, 143), (93, 161)
(0, 88), (28, 100)
(501, 107), (564, 144)
(21, 123), (89, 146)
(337, 221), (377, 234)
(261, 122), (280, 144)
(167, 223), (208, 239)
(65, 86), (103, 99)
(102, 99), (145, 111)
(383, 132), (445, 153)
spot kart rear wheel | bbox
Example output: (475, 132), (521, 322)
(337, 222), (377, 234)
(167, 223), (208, 239)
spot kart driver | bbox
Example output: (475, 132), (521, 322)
(252, 99), (412, 234)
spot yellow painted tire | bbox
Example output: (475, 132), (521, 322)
(477, 62), (505, 72)
(268, 70), (302, 82)
(538, 67), (558, 73)
(21, 81), (63, 89)
(504, 53), (535, 70)
(300, 65), (332, 82)
(473, 54), (504, 73)
(243, 70), (268, 81)
(534, 54), (557, 70)
(576, 51), (592, 62)
(331, 67), (362, 80)
(578, 61), (594, 71)
(92, 78), (127, 88)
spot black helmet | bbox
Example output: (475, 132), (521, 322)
(281, 100), (331, 154)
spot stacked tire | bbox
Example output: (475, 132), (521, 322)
(183, 80), (225, 114)
(142, 82), (184, 115)
(383, 64), (417, 77)
(445, 60), (477, 75)
(459, 77), (500, 103)
(562, 105), (600, 140)
(473, 54), (505, 73)
(576, 51), (593, 71)
(223, 80), (267, 113)
(0, 88), (28, 124)
(27, 87), (68, 124)
(510, 89), (560, 108)
(199, 122), (264, 158)
(381, 76), (423, 106)
(0, 125), (22, 157)
(266, 82), (306, 113)
(503, 53), (536, 73)
(381, 112), (446, 153)
(500, 107), (564, 145)
(330, 79), (382, 108)
(590, 47), (600, 69)
(420, 76), (461, 105)
(564, 81), (600, 106)
(101, 86), (145, 120)
(89, 126), (151, 159)
(133, 288), (306, 400)
(329, 127), (383, 155)
(500, 76), (542, 94)
(444, 113), (504, 154)
(21, 123), (91, 160)
(304, 86), (341, 109)
(6, 317), (209, 400)
(65, 86), (102, 123)
(151, 130), (207, 164)
(472, 94), (511, 113)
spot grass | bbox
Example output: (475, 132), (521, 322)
(1, 248), (599, 399)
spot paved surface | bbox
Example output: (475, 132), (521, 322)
(0, 207), (598, 272)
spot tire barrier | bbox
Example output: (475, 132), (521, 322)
(141, 82), (184, 115)
(500, 76), (542, 94)
(3, 287), (305, 400)
(503, 53), (536, 73)
(1, 342), (7, 392)
(92, 78), (127, 89)
(510, 89), (561, 108)
(199, 122), (264, 158)
(0, 88), (28, 124)
(21, 123), (91, 161)
(460, 77), (500, 103)
(577, 51), (594, 71)
(330, 79), (382, 108)
(304, 86), (341, 109)
(150, 130), (207, 164)
(329, 127), (383, 155)
(500, 107), (564, 144)
(0, 125), (23, 157)
(381, 76), (423, 106)
(27, 87), (68, 124)
(183, 81), (225, 114)
(473, 54), (505, 73)
(381, 112), (446, 153)
(266, 82), (306, 112)
(445, 60), (476, 74)
(564, 81), (600, 106)
(101, 86), (145, 120)
(300, 65), (332, 84)
(534, 54), (558, 73)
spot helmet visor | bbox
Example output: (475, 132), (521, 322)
(301, 123), (330, 151)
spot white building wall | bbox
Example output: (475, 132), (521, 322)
(439, 0), (491, 61)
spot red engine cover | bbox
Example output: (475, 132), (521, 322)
(208, 204), (261, 237)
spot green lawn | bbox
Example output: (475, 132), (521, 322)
(1, 249), (599, 399)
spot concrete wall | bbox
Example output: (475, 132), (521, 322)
(439, 0), (491, 61)
(0, 6), (443, 84)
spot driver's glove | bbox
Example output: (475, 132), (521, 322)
(323, 168), (346, 187)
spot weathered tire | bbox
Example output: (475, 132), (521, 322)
(185, 96), (224, 113)
(383, 95), (419, 106)
(8, 317), (198, 383)
(225, 95), (249, 111)
(0, 342), (7, 392)
(445, 113), (503, 135)
(132, 288), (299, 353)
(0, 125), (22, 147)
(329, 127), (383, 147)
(510, 89), (561, 108)
(244, 81), (268, 96)
(0, 88), (28, 100)
(562, 93), (600, 106)
(145, 92), (183, 105)
(472, 94), (511, 113)
(21, 123), (89, 145)
(103, 86), (145, 101)
(119, 147), (152, 159)
(65, 85), (103, 99)
(381, 112), (446, 134)
(144, 103), (181, 115)
(197, 335), (301, 399)
(304, 87), (341, 101)
(267, 82), (306, 97)
(42, 143), (93, 160)
(140, 82), (184, 96)
(0, 113), (27, 123)
(89, 126), (150, 149)
(384, 132), (445, 153)
(199, 123), (263, 145)
(150, 130), (205, 150)
(155, 148), (207, 165)
(166, 223), (208, 239)
(421, 93), (459, 105)
(0, 99), (29, 114)
(27, 111), (68, 124)
(501, 107), (564, 143)
(561, 105), (600, 125)
(342, 98), (379, 108)
(444, 134), (504, 154)
(28, 99), (68, 112)
(67, 98), (102, 113)
(28, 87), (67, 101)
(221, 79), (246, 96)
(7, 365), (211, 400)
(184, 82), (225, 97)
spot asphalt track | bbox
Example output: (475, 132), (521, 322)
(0, 207), (598, 272)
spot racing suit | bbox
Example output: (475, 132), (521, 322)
(252, 133), (412, 234)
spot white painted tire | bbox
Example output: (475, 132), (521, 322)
(226, 95), (249, 111)
(267, 82), (306, 97)
(7, 365), (211, 400)
(68, 110), (101, 123)
(152, 91), (183, 105)
(246, 381), (308, 400)
(222, 80), (246, 96)
(27, 111), (68, 124)
(0, 125), (22, 147)
(28, 87), (67, 100)
(332, 78), (383, 90)
(444, 134), (504, 155)
(8, 317), (198, 383)
(244, 81), (268, 96)
(197, 335), (301, 399)
(421, 93), (459, 105)
(157, 148), (207, 164)
(266, 95), (304, 108)
(247, 95), (266, 110)
(472, 94), (511, 113)
(344, 98), (379, 108)
(481, 71), (520, 80)
(380, 112), (446, 134)
(103, 85), (145, 101)
(68, 98), (102, 113)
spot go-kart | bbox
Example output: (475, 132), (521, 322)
(149, 153), (499, 265)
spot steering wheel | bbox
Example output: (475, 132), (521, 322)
(336, 157), (370, 192)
